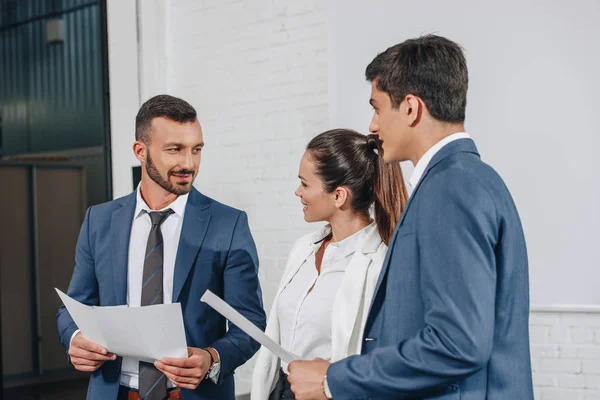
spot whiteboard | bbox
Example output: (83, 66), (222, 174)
(327, 0), (600, 305)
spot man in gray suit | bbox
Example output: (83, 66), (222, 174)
(288, 35), (534, 399)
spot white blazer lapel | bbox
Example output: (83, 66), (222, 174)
(331, 251), (371, 361)
(331, 224), (383, 361)
(277, 243), (313, 297)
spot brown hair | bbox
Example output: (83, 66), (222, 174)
(306, 129), (408, 244)
(366, 34), (468, 122)
(136, 94), (197, 144)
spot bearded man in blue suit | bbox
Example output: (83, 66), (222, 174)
(57, 94), (266, 400)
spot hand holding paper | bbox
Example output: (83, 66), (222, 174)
(56, 288), (188, 363)
(69, 331), (116, 372)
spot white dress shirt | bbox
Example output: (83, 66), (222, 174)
(120, 187), (189, 389)
(276, 223), (373, 373)
(409, 132), (471, 188)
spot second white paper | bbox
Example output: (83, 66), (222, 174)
(201, 289), (299, 363)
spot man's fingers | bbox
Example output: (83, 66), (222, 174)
(70, 347), (115, 361)
(161, 370), (198, 385)
(73, 363), (102, 372)
(171, 381), (198, 390)
(71, 356), (103, 368)
(160, 371), (200, 390)
(154, 362), (199, 379)
(77, 338), (109, 355)
(159, 356), (197, 368)
(288, 360), (302, 373)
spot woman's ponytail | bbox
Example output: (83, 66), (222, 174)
(367, 134), (408, 245)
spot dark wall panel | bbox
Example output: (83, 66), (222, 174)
(0, 166), (34, 377)
(36, 167), (85, 373)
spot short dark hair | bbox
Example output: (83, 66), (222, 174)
(306, 129), (408, 245)
(135, 94), (197, 144)
(366, 34), (468, 122)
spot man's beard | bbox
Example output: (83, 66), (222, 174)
(146, 152), (196, 196)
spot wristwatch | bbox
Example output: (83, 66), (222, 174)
(322, 375), (333, 399)
(204, 347), (221, 381)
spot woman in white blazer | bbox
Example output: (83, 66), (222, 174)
(252, 129), (409, 399)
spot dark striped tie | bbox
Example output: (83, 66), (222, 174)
(139, 209), (173, 400)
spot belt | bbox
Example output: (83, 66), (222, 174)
(118, 385), (182, 400)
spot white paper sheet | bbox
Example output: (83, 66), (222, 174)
(56, 288), (188, 363)
(200, 289), (299, 364)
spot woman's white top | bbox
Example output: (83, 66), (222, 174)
(251, 222), (387, 399)
(277, 223), (371, 373)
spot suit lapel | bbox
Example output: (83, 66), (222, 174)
(111, 193), (136, 305)
(367, 139), (480, 323)
(172, 189), (211, 302)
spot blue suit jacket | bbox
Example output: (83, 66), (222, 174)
(327, 139), (534, 399)
(56, 187), (266, 400)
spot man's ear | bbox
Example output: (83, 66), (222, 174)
(133, 141), (147, 163)
(404, 94), (423, 127)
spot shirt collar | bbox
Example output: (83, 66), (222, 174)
(409, 132), (471, 188)
(311, 221), (375, 259)
(134, 184), (190, 220)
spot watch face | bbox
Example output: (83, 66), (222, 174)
(209, 362), (221, 379)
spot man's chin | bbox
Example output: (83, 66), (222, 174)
(382, 154), (395, 163)
(382, 152), (404, 163)
(173, 181), (194, 194)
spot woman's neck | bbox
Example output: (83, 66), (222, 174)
(328, 213), (372, 243)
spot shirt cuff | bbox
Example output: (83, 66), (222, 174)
(69, 329), (81, 349)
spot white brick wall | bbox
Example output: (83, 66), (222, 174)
(165, 0), (329, 394)
(531, 309), (600, 399)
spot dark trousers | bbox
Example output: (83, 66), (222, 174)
(269, 368), (296, 400)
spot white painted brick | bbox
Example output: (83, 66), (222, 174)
(585, 375), (600, 390)
(560, 314), (600, 326)
(560, 345), (581, 359)
(594, 330), (600, 345)
(584, 360), (600, 374)
(531, 325), (552, 344)
(533, 373), (558, 387)
(550, 325), (571, 344)
(541, 388), (583, 400)
(558, 374), (586, 389)
(277, 1), (322, 16)
(532, 344), (560, 359)
(572, 327), (596, 344)
(579, 347), (600, 360)
(539, 359), (582, 374)
(584, 390), (600, 400)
